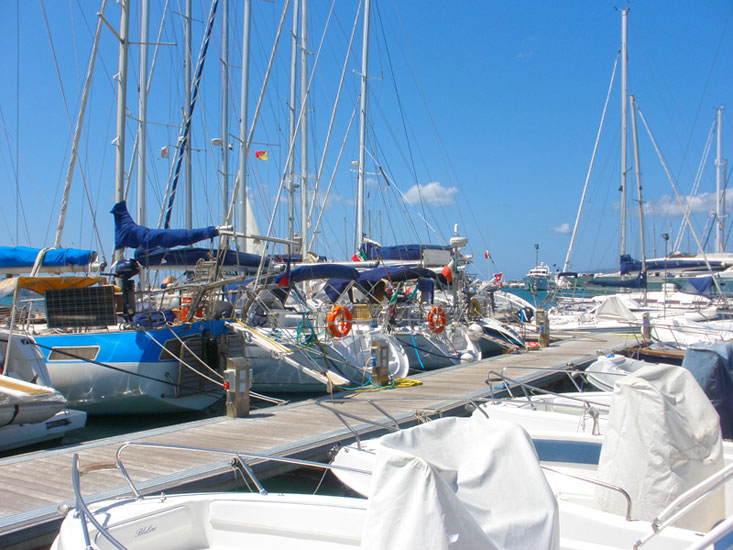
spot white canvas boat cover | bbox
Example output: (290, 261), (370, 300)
(594, 364), (724, 531)
(361, 415), (559, 550)
(594, 295), (637, 322)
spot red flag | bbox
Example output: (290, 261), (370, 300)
(484, 250), (490, 259)
(494, 272), (503, 283)
(441, 260), (454, 284)
(160, 146), (169, 159)
(277, 273), (289, 287)
(255, 150), (268, 161)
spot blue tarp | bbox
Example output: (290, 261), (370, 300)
(0, 246), (96, 269)
(112, 200), (218, 251)
(273, 264), (359, 287)
(134, 246), (263, 270)
(681, 342), (733, 439)
(360, 242), (450, 262)
(681, 276), (715, 297)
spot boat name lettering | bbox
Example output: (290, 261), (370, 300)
(135, 525), (157, 537)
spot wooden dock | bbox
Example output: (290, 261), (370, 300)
(0, 331), (634, 549)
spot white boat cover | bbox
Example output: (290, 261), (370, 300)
(594, 295), (636, 323)
(0, 375), (67, 425)
(361, 415), (559, 550)
(594, 364), (724, 531)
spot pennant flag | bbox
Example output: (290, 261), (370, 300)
(255, 150), (268, 161)
(160, 146), (169, 159)
(351, 249), (367, 262)
(441, 259), (454, 284)
(277, 273), (289, 287)
(484, 250), (490, 260)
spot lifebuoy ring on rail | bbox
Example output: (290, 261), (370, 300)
(427, 306), (446, 334)
(526, 341), (540, 350)
(327, 305), (353, 338)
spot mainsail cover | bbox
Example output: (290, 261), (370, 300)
(0, 246), (96, 270)
(112, 201), (218, 251)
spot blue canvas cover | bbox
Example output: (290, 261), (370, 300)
(681, 341), (733, 439)
(134, 246), (262, 270)
(357, 266), (437, 286)
(0, 246), (96, 269)
(272, 264), (359, 287)
(112, 200), (218, 251)
(587, 272), (646, 288)
(681, 276), (715, 297)
(620, 253), (724, 275)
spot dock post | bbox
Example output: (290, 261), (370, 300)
(536, 308), (550, 347)
(224, 357), (250, 418)
(371, 340), (390, 386)
(641, 312), (651, 341)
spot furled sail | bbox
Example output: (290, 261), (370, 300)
(112, 201), (218, 251)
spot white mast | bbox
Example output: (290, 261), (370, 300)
(221, 0), (229, 223)
(236, 0), (252, 252)
(716, 106), (725, 252)
(619, 7), (629, 258)
(184, 0), (193, 229)
(630, 95), (646, 272)
(287, 0), (300, 243)
(299, 0), (309, 256)
(137, 0), (150, 226)
(356, 0), (371, 250)
(113, 0), (130, 262)
(54, 0), (107, 248)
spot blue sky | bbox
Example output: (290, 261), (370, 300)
(1, 1), (731, 279)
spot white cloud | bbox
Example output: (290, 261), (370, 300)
(644, 190), (731, 216)
(550, 223), (571, 235)
(403, 181), (458, 206)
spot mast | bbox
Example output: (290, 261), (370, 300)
(356, 0), (371, 250)
(630, 95), (646, 272)
(236, 0), (252, 251)
(54, 0), (107, 248)
(185, 0), (193, 229)
(113, 0), (130, 262)
(619, 7), (629, 258)
(299, 0), (308, 256)
(717, 106), (725, 253)
(221, 0), (229, 223)
(137, 0), (150, 226)
(287, 0), (299, 243)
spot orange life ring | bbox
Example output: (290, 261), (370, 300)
(427, 306), (446, 334)
(327, 305), (353, 338)
(526, 341), (540, 350)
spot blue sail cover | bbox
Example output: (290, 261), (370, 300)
(681, 342), (733, 439)
(112, 201), (218, 251)
(358, 266), (437, 286)
(620, 253), (724, 275)
(273, 264), (359, 286)
(682, 276), (715, 297)
(134, 246), (263, 270)
(0, 246), (96, 269)
(587, 272), (647, 288)
(361, 242), (450, 262)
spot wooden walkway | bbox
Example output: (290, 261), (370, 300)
(0, 331), (634, 549)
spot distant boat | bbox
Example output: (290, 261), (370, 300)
(523, 262), (554, 291)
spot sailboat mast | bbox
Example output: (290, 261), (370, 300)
(630, 95), (646, 272)
(137, 0), (150, 226)
(185, 0), (193, 229)
(237, 0), (252, 252)
(113, 0), (130, 262)
(287, 0), (300, 243)
(619, 7), (629, 258)
(356, 0), (371, 250)
(221, 0), (230, 222)
(716, 106), (725, 253)
(300, 0), (309, 256)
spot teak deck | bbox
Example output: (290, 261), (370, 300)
(0, 331), (634, 549)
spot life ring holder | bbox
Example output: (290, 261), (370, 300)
(427, 306), (446, 334)
(327, 305), (353, 338)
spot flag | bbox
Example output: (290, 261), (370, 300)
(160, 146), (169, 159)
(351, 249), (367, 262)
(494, 272), (503, 283)
(484, 250), (490, 260)
(277, 273), (289, 287)
(255, 150), (268, 161)
(441, 259), (455, 284)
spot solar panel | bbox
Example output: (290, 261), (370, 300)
(45, 286), (117, 329)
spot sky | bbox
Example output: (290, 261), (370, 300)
(0, 0), (732, 280)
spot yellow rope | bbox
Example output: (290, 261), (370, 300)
(345, 376), (423, 393)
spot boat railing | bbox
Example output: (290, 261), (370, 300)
(69, 442), (372, 549)
(634, 462), (733, 548)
